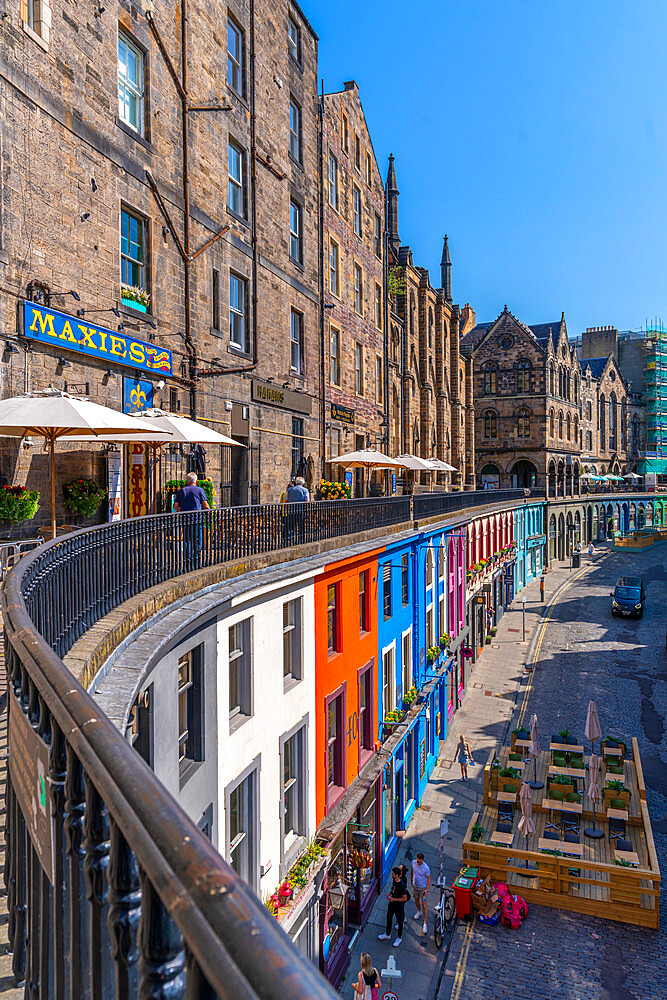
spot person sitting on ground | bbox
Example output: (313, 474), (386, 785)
(173, 472), (210, 512)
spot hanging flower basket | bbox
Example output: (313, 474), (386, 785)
(63, 478), (107, 519)
(121, 284), (150, 312)
(0, 485), (40, 525)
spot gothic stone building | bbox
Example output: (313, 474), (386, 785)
(384, 156), (476, 489)
(322, 81), (386, 493)
(0, 0), (321, 524)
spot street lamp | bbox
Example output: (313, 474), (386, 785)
(521, 595), (526, 642)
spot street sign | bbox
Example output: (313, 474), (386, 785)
(383, 992), (398, 1000)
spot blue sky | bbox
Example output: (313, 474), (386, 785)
(307, 0), (666, 336)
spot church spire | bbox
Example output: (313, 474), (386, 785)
(386, 154), (399, 252)
(441, 235), (452, 303)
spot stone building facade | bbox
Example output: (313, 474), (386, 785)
(0, 0), (321, 524)
(322, 82), (385, 493)
(384, 157), (475, 489)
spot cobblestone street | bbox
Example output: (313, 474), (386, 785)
(440, 544), (666, 1000)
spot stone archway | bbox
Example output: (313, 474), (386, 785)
(566, 511), (574, 556)
(558, 513), (565, 560)
(592, 505), (598, 540)
(574, 509), (581, 544)
(621, 502), (629, 535)
(629, 502), (636, 530)
(548, 461), (556, 498)
(549, 514), (556, 560)
(510, 460), (538, 489)
(638, 503), (645, 529)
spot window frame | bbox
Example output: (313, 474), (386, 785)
(517, 409), (531, 438)
(358, 570), (369, 634)
(228, 618), (253, 731)
(366, 151), (373, 187)
(228, 138), (246, 219)
(375, 355), (384, 405)
(227, 16), (244, 96)
(374, 283), (382, 329)
(516, 359), (531, 394)
(289, 198), (303, 265)
(358, 661), (374, 766)
(289, 97), (302, 163)
(177, 646), (204, 775)
(291, 416), (304, 477)
(325, 684), (346, 809)
(374, 213), (382, 257)
(328, 151), (338, 209)
(401, 553), (409, 606)
(118, 30), (145, 135)
(290, 308), (304, 376)
(329, 325), (341, 386)
(287, 14), (301, 65)
(382, 641), (396, 720)
(120, 205), (148, 293)
(484, 410), (497, 439)
(229, 271), (249, 353)
(283, 597), (303, 687)
(341, 112), (349, 153)
(327, 582), (340, 655)
(352, 184), (362, 237)
(354, 340), (364, 396)
(353, 263), (363, 315)
(354, 133), (361, 171)
(225, 758), (259, 892)
(401, 627), (412, 700)
(382, 562), (392, 621)
(328, 237), (340, 297)
(280, 718), (308, 872)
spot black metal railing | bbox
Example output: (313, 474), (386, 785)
(0, 486), (540, 999)
(413, 487), (541, 521)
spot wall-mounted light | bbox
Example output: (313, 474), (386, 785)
(104, 369), (116, 379)
(4, 341), (20, 355)
(57, 356), (73, 370)
(156, 380), (165, 389)
(80, 212), (91, 223)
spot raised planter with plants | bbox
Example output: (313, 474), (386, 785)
(120, 284), (150, 312)
(426, 645), (441, 665)
(548, 774), (574, 798)
(267, 840), (327, 922)
(510, 727), (530, 751)
(498, 766), (521, 794)
(439, 633), (451, 650)
(471, 822), (484, 843)
(63, 478), (108, 520)
(0, 484), (40, 525)
(319, 479), (351, 500)
(402, 686), (418, 711)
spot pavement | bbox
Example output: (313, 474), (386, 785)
(341, 555), (590, 1000)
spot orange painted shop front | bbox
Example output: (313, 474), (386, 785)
(314, 546), (384, 987)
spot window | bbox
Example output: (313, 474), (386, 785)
(426, 606), (434, 648)
(484, 410), (497, 438)
(227, 18), (243, 94)
(229, 619), (252, 725)
(516, 360), (531, 393)
(402, 630), (412, 696)
(438, 540), (444, 578)
(366, 152), (372, 186)
(120, 207), (146, 291)
(354, 264), (363, 314)
(353, 185), (362, 237)
(375, 356), (383, 405)
(439, 591), (445, 640)
(517, 409), (530, 437)
(327, 583), (339, 654)
(291, 417), (304, 477)
(374, 213), (382, 257)
(281, 724), (307, 862)
(587, 430), (592, 451)
(290, 309), (304, 375)
(341, 113), (349, 152)
(566, 413), (571, 440)
(329, 327), (340, 385)
(401, 553), (409, 605)
(382, 645), (395, 718)
(426, 548), (434, 589)
(359, 570), (369, 632)
(126, 684), (152, 767)
(287, 15), (300, 62)
(228, 139), (245, 217)
(118, 32), (144, 134)
(289, 98), (301, 162)
(558, 411), (563, 438)
(229, 273), (248, 352)
(178, 647), (204, 765)
(283, 598), (302, 683)
(329, 239), (339, 296)
(482, 367), (496, 395)
(289, 199), (302, 264)
(227, 767), (257, 890)
(374, 284), (382, 329)
(328, 153), (338, 209)
(549, 408), (554, 437)
(383, 563), (392, 620)
(212, 268), (220, 331)
(354, 133), (361, 170)
(587, 401), (592, 420)
(358, 666), (373, 754)
(327, 691), (345, 793)
(355, 341), (364, 395)
(330, 426), (340, 459)
(22, 0), (50, 42)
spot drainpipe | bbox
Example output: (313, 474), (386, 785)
(319, 81), (326, 479)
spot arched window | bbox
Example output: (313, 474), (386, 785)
(610, 392), (617, 450)
(548, 362), (555, 396)
(516, 359), (531, 393)
(426, 547), (434, 589)
(620, 397), (626, 450)
(558, 367), (563, 397)
(484, 410), (497, 438)
(573, 373), (579, 403)
(482, 365), (497, 395)
(599, 393), (606, 449)
(566, 413), (571, 440)
(558, 410), (563, 438)
(428, 308), (434, 349)
(549, 408), (555, 437)
(574, 415), (579, 441)
(438, 538), (444, 577)
(587, 401), (592, 420)
(517, 408), (530, 437)
(564, 369), (570, 400)
(587, 430), (592, 450)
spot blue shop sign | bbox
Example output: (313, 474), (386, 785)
(123, 377), (154, 414)
(21, 301), (173, 377)
(527, 535), (546, 549)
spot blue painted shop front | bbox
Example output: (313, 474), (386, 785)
(513, 503), (546, 594)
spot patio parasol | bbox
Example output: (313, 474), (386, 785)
(623, 472), (641, 480)
(0, 389), (172, 536)
(585, 753), (603, 839)
(528, 713), (544, 790)
(394, 454), (438, 472)
(330, 449), (407, 497)
(517, 781), (536, 871)
(585, 699), (602, 755)
(428, 457), (457, 472)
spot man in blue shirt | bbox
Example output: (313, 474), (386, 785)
(286, 477), (310, 503)
(285, 476), (309, 543)
(174, 473), (210, 512)
(174, 473), (210, 569)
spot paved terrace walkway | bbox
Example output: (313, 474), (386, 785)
(341, 555), (600, 1000)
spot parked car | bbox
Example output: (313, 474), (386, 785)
(610, 577), (646, 619)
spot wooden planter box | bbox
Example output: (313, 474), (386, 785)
(548, 781), (575, 799)
(498, 775), (521, 795)
(604, 788), (630, 810)
(510, 731), (530, 752)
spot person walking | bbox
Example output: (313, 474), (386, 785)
(411, 852), (431, 934)
(352, 953), (382, 1000)
(286, 476), (310, 543)
(588, 541), (594, 560)
(173, 473), (210, 570)
(457, 734), (473, 781)
(378, 867), (410, 947)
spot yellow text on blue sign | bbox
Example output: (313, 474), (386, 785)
(22, 301), (173, 377)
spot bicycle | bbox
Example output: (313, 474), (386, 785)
(433, 819), (456, 948)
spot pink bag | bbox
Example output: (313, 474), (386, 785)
(371, 989), (380, 1000)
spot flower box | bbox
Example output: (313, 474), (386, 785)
(121, 297), (147, 312)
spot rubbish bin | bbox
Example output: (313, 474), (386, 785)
(572, 553), (580, 568)
(452, 867), (480, 920)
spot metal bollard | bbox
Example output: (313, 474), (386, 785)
(540, 576), (545, 603)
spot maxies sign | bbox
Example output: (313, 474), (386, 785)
(21, 301), (173, 377)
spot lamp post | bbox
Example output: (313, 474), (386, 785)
(521, 594), (526, 642)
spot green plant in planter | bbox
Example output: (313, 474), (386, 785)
(499, 766), (520, 779)
(542, 849), (562, 857)
(402, 686), (418, 709)
(63, 478), (107, 519)
(471, 822), (484, 843)
(0, 485), (40, 524)
(490, 627), (497, 636)
(427, 645), (441, 664)
(604, 779), (627, 793)
(512, 727), (529, 738)
(165, 477), (216, 509)
(384, 709), (402, 725)
(120, 284), (151, 309)
(614, 858), (634, 867)
(439, 633), (451, 648)
(558, 729), (572, 742)
(549, 774), (573, 786)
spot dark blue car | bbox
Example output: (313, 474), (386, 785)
(611, 577), (645, 619)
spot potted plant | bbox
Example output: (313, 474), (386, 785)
(0, 484), (40, 525)
(402, 686), (417, 710)
(426, 645), (440, 664)
(319, 479), (351, 500)
(63, 478), (108, 520)
(548, 773), (574, 797)
(490, 626), (497, 636)
(471, 822), (484, 843)
(557, 729), (572, 744)
(510, 726), (529, 751)
(439, 633), (451, 650)
(120, 284), (151, 312)
(277, 881), (293, 906)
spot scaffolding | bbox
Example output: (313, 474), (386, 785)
(643, 325), (667, 475)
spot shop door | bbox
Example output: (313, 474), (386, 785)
(231, 437), (249, 506)
(383, 761), (395, 848)
(354, 434), (365, 497)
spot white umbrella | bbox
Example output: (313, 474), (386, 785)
(585, 754), (603, 839)
(428, 457), (457, 472)
(394, 454), (438, 472)
(528, 713), (544, 790)
(71, 408), (243, 512)
(623, 472), (641, 480)
(0, 389), (170, 536)
(585, 699), (602, 753)
(329, 448), (406, 469)
(518, 781), (535, 837)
